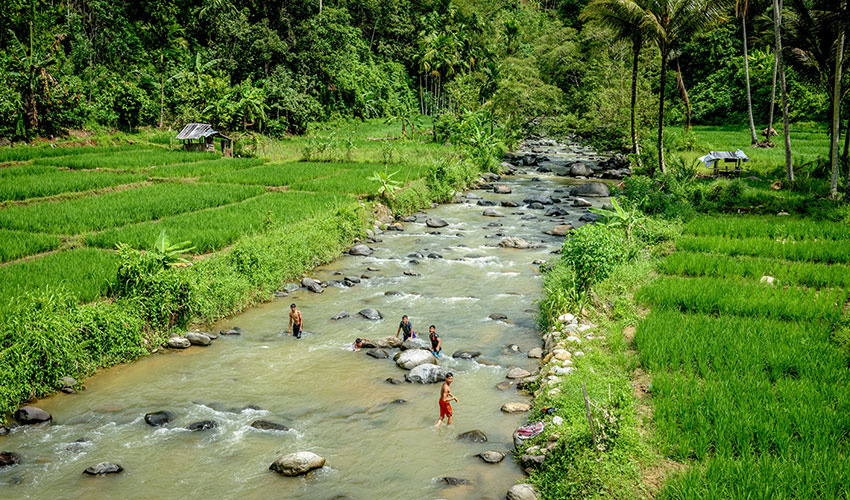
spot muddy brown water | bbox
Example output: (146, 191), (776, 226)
(0, 145), (609, 500)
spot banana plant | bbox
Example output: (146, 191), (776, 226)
(368, 169), (403, 202)
(589, 198), (642, 241)
(151, 230), (196, 266)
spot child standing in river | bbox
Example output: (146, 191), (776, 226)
(435, 373), (458, 426)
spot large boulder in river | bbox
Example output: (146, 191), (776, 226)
(395, 349), (435, 370)
(494, 185), (512, 194)
(358, 308), (383, 320)
(570, 182), (610, 197)
(167, 337), (191, 349)
(15, 406), (51, 425)
(366, 348), (389, 359)
(301, 278), (323, 293)
(0, 452), (21, 468)
(331, 311), (350, 320)
(269, 452), (326, 476)
(83, 462), (123, 476)
(401, 338), (430, 351)
(498, 237), (541, 249)
(569, 162), (594, 176)
(483, 208), (506, 217)
(501, 402), (532, 413)
(187, 420), (218, 431)
(457, 430), (488, 443)
(349, 244), (373, 256)
(144, 410), (173, 427)
(373, 336), (403, 349)
(507, 484), (541, 500)
(452, 349), (481, 359)
(426, 217), (448, 228)
(523, 194), (553, 205)
(186, 332), (211, 346)
(477, 451), (506, 464)
(544, 225), (573, 236)
(251, 420), (290, 431)
(405, 363), (447, 383)
(507, 368), (531, 379)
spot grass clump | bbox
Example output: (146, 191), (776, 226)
(0, 182), (264, 234)
(683, 215), (850, 240)
(0, 230), (62, 263)
(677, 234), (850, 264)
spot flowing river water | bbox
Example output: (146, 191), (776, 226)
(1, 141), (611, 500)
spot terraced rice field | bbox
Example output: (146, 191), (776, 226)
(636, 215), (850, 499)
(0, 143), (427, 307)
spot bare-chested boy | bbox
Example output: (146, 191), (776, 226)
(435, 373), (458, 426)
(287, 303), (303, 339)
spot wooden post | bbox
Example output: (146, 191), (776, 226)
(582, 380), (597, 450)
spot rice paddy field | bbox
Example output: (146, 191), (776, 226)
(636, 214), (850, 499)
(0, 122), (435, 309)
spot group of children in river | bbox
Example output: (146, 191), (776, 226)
(287, 303), (458, 426)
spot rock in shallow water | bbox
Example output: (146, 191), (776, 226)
(358, 308), (383, 320)
(570, 182), (610, 197)
(507, 368), (531, 379)
(167, 337), (191, 349)
(15, 406), (52, 425)
(477, 451), (506, 463)
(331, 311), (350, 320)
(498, 237), (541, 249)
(187, 420), (218, 431)
(395, 349), (435, 370)
(83, 462), (123, 476)
(544, 225), (573, 236)
(507, 484), (541, 500)
(401, 338), (430, 351)
(144, 410), (173, 427)
(301, 278), (323, 293)
(405, 363), (446, 384)
(349, 244), (373, 256)
(452, 349), (481, 359)
(186, 332), (211, 346)
(501, 402), (532, 413)
(269, 452), (326, 476)
(251, 420), (290, 431)
(442, 477), (472, 486)
(457, 430), (488, 443)
(0, 452), (21, 468)
(426, 217), (448, 228)
(366, 348), (388, 359)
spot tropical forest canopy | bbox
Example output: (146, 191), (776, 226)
(0, 0), (847, 163)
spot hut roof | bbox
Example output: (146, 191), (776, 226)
(176, 123), (232, 141)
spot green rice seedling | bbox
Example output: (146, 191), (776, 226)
(0, 248), (120, 306)
(290, 168), (383, 195)
(200, 161), (349, 186)
(635, 276), (848, 323)
(677, 234), (850, 264)
(149, 157), (263, 178)
(659, 251), (850, 289)
(0, 169), (146, 202)
(0, 230), (62, 263)
(635, 310), (845, 380)
(0, 183), (264, 234)
(34, 150), (213, 170)
(0, 145), (138, 163)
(86, 191), (356, 253)
(0, 164), (56, 178)
(684, 215), (850, 240)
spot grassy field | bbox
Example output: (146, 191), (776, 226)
(635, 214), (850, 499)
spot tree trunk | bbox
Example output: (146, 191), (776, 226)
(630, 36), (642, 165)
(774, 0), (793, 182)
(743, 15), (758, 145)
(830, 23), (845, 198)
(676, 59), (691, 131)
(159, 50), (164, 129)
(657, 51), (669, 174)
(766, 49), (778, 141)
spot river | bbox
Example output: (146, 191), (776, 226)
(0, 140), (610, 499)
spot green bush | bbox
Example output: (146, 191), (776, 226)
(561, 224), (626, 297)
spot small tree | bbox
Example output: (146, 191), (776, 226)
(561, 224), (625, 313)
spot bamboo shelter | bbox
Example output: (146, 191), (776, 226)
(176, 123), (233, 156)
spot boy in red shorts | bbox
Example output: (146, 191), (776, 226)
(435, 373), (458, 426)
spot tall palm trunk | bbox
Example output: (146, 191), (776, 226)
(159, 50), (164, 129)
(743, 15), (758, 144)
(766, 50), (778, 141)
(676, 59), (691, 131)
(630, 36), (642, 165)
(657, 50), (669, 174)
(774, 0), (793, 182)
(829, 24), (845, 198)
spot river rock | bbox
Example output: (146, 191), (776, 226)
(367, 266), (381, 272)
(483, 208), (506, 217)
(344, 276), (361, 284)
(358, 308), (383, 320)
(466, 193), (483, 200)
(527, 202), (545, 210)
(0, 426), (9, 436)
(373, 336), (403, 349)
(496, 381), (515, 390)
(269, 452), (326, 476)
(507, 368), (531, 379)
(83, 462), (123, 476)
(579, 212), (604, 222)
(489, 313), (508, 321)
(477, 451), (506, 463)
(0, 452), (21, 468)
(482, 172), (501, 181)
(144, 410), (173, 427)
(301, 278), (323, 293)
(186, 332), (211, 346)
(501, 402), (532, 413)
(185, 420), (217, 431)
(572, 197), (592, 207)
(386, 378), (404, 385)
(477, 200), (497, 206)
(507, 484), (540, 500)
(569, 162), (593, 176)
(167, 337), (191, 349)
(385, 223), (404, 231)
(395, 349), (435, 370)
(401, 338), (430, 351)
(494, 185), (512, 194)
(544, 225), (573, 236)
(498, 237), (540, 249)
(442, 477), (471, 486)
(477, 358), (500, 367)
(403, 270), (421, 277)
(366, 348), (389, 359)
(251, 420), (290, 431)
(544, 207), (567, 217)
(527, 348), (543, 358)
(15, 406), (51, 425)
(501, 200), (519, 207)
(220, 327), (242, 335)
(349, 244), (373, 256)
(523, 194), (553, 205)
(570, 182), (609, 197)
(331, 311), (350, 320)
(452, 349), (481, 359)
(405, 363), (447, 384)
(426, 217), (449, 228)
(59, 376), (76, 390)
(457, 430), (488, 443)
(427, 253), (443, 259)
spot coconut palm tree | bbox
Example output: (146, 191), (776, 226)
(641, 0), (729, 173)
(581, 0), (651, 165)
(738, 0), (760, 144)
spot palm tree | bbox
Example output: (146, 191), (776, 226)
(642, 0), (729, 173)
(581, 0), (651, 165)
(773, 0), (794, 181)
(738, 0), (760, 144)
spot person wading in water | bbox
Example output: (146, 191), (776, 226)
(435, 372), (458, 427)
(395, 315), (415, 341)
(287, 303), (304, 339)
